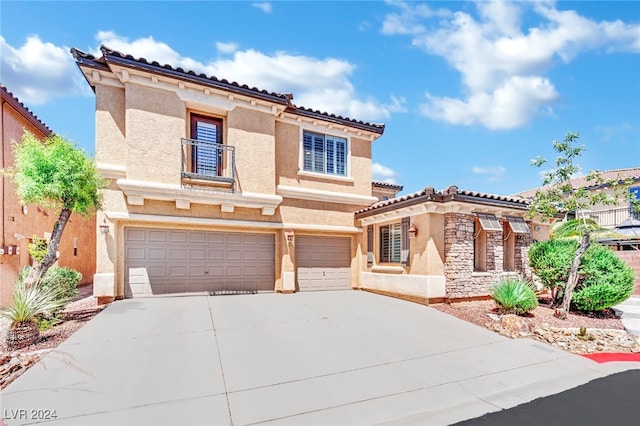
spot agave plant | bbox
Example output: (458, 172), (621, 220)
(1, 282), (71, 349)
(490, 279), (539, 315)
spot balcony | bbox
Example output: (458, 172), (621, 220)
(579, 206), (640, 228)
(181, 138), (235, 184)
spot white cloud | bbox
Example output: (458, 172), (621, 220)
(215, 42), (238, 54)
(0, 35), (89, 105)
(421, 76), (558, 129)
(472, 166), (506, 183)
(384, 0), (640, 130)
(1, 31), (399, 122)
(95, 32), (396, 121)
(381, 0), (451, 35)
(252, 2), (272, 14)
(372, 162), (400, 184)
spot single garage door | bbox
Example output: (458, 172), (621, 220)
(296, 236), (351, 291)
(125, 228), (274, 297)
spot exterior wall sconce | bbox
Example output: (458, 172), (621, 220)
(408, 223), (418, 239)
(284, 229), (295, 243)
(99, 225), (110, 235)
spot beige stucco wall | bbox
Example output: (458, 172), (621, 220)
(95, 85), (126, 166)
(125, 84), (185, 185)
(228, 107), (275, 194)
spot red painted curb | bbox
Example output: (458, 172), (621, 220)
(580, 352), (640, 363)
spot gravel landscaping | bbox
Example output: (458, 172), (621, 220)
(431, 297), (640, 354)
(0, 290), (106, 390)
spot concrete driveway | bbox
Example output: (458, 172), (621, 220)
(1, 291), (636, 425)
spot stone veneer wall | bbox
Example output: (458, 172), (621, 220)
(444, 212), (520, 299)
(515, 232), (535, 286)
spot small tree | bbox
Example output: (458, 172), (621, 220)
(527, 132), (634, 319)
(3, 131), (105, 287)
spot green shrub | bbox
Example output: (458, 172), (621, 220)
(573, 245), (635, 311)
(490, 279), (539, 315)
(18, 266), (81, 306)
(528, 239), (577, 301)
(1, 281), (71, 325)
(40, 267), (81, 302)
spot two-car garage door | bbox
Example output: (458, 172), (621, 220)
(125, 228), (274, 297)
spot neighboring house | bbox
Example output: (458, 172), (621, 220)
(0, 85), (96, 306)
(514, 167), (640, 229)
(355, 186), (549, 303)
(515, 168), (640, 293)
(372, 181), (403, 201)
(71, 47), (385, 301)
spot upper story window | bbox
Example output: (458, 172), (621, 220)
(302, 131), (347, 177)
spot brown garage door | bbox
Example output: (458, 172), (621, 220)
(125, 228), (274, 297)
(296, 236), (351, 291)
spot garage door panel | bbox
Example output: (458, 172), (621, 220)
(226, 250), (242, 261)
(126, 229), (146, 241)
(190, 232), (206, 243)
(148, 248), (167, 260)
(168, 231), (187, 243)
(188, 265), (207, 277)
(168, 265), (187, 277)
(189, 248), (206, 260)
(226, 234), (242, 244)
(169, 248), (187, 260)
(148, 230), (167, 242)
(207, 249), (225, 261)
(207, 233), (224, 244)
(127, 247), (146, 260)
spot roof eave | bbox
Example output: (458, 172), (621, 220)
(101, 51), (290, 106)
(289, 106), (385, 135)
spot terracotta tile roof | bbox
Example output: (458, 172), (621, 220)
(71, 47), (385, 135)
(372, 181), (404, 191)
(0, 85), (51, 136)
(355, 185), (529, 218)
(513, 167), (640, 199)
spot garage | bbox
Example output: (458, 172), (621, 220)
(125, 228), (274, 297)
(296, 236), (351, 291)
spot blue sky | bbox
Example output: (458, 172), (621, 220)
(1, 0), (638, 197)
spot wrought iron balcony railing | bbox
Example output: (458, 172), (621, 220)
(181, 138), (235, 183)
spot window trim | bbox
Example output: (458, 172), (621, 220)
(189, 113), (224, 178)
(299, 127), (351, 179)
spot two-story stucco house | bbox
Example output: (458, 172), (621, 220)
(72, 47), (384, 302)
